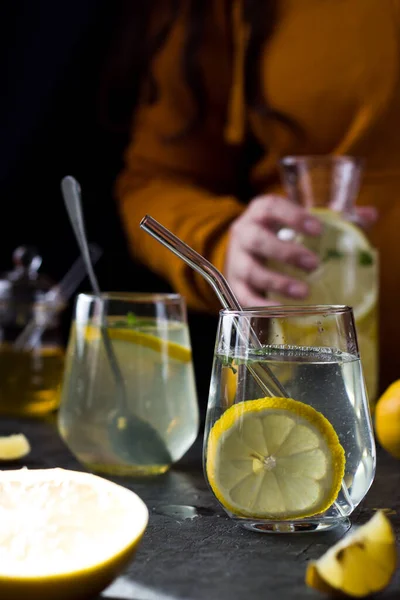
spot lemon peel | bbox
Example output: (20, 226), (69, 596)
(306, 511), (397, 597)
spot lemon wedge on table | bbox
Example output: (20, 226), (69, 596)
(0, 468), (148, 600)
(0, 434), (30, 460)
(206, 397), (345, 520)
(306, 511), (397, 597)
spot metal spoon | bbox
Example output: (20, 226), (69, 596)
(61, 176), (171, 466)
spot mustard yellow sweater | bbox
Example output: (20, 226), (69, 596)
(116, 0), (400, 388)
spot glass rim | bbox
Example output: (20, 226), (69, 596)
(219, 304), (353, 318)
(280, 154), (364, 168)
(77, 292), (184, 304)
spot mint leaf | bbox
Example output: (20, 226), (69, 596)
(358, 250), (373, 266)
(323, 248), (344, 262)
(127, 312), (137, 327)
(222, 356), (237, 374)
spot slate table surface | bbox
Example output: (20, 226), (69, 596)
(0, 417), (398, 600)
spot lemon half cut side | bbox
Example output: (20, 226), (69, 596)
(0, 468), (148, 600)
(206, 397), (346, 520)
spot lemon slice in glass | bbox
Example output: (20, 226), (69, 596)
(83, 324), (192, 363)
(206, 397), (345, 519)
(272, 208), (377, 322)
(270, 208), (378, 401)
(303, 210), (378, 403)
(304, 208), (377, 322)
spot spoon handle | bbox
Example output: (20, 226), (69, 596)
(61, 177), (101, 296)
(61, 176), (127, 410)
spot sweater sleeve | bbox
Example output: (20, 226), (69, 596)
(115, 7), (244, 313)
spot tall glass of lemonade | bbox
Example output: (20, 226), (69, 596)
(269, 156), (378, 406)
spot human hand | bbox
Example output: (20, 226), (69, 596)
(352, 206), (378, 230)
(225, 195), (322, 307)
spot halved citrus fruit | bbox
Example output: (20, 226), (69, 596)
(306, 510), (397, 597)
(206, 397), (345, 519)
(0, 468), (148, 600)
(375, 379), (400, 459)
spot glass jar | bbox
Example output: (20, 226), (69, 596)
(0, 247), (65, 416)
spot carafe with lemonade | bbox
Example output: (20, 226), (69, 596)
(269, 156), (378, 405)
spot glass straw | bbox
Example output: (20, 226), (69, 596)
(140, 215), (287, 397)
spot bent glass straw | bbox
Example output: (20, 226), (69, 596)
(140, 215), (287, 398)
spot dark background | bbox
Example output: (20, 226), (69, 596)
(1, 0), (216, 404)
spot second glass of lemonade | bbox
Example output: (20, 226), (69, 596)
(59, 293), (199, 476)
(269, 156), (378, 406)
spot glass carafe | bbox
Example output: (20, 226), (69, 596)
(269, 156), (378, 406)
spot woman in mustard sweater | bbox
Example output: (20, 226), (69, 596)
(115, 1), (399, 390)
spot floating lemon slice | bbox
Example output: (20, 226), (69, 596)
(0, 468), (148, 600)
(272, 208), (377, 322)
(0, 434), (30, 460)
(270, 208), (378, 401)
(306, 208), (377, 323)
(306, 511), (397, 597)
(83, 324), (191, 363)
(206, 397), (345, 519)
(220, 363), (238, 409)
(304, 211), (378, 402)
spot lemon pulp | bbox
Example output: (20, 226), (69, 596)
(0, 468), (148, 600)
(206, 397), (345, 520)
